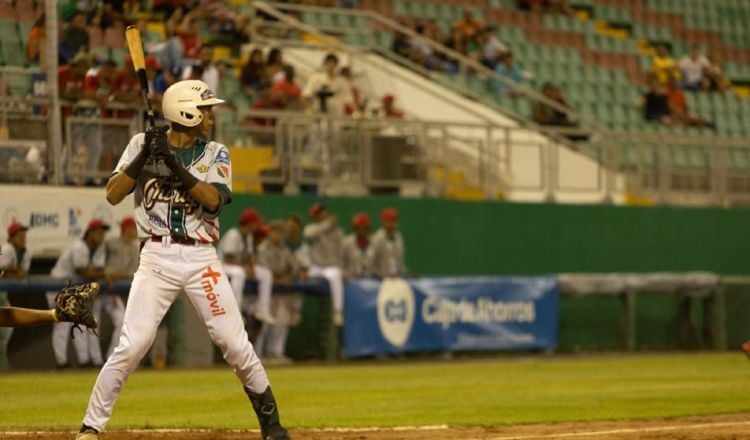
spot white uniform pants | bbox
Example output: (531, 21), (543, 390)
(255, 323), (289, 358)
(224, 263), (273, 317)
(308, 265), (344, 314)
(82, 240), (270, 432)
(47, 291), (98, 366)
(93, 293), (126, 359)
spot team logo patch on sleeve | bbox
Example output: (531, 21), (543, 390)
(216, 149), (230, 165)
(197, 164), (209, 173)
(217, 165), (229, 178)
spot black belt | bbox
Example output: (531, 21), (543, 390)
(149, 236), (208, 245)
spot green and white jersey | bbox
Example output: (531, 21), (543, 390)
(114, 132), (232, 243)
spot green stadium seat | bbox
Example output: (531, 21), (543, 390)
(8, 74), (31, 97)
(0, 41), (26, 67)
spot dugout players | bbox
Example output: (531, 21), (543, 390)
(303, 203), (345, 326)
(0, 221), (32, 350)
(48, 219), (109, 368)
(370, 207), (408, 279)
(341, 213), (372, 279)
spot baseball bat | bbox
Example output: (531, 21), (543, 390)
(125, 25), (155, 128)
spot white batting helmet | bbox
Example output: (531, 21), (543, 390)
(161, 80), (225, 127)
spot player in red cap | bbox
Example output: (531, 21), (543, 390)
(218, 208), (276, 324)
(47, 219), (110, 368)
(96, 217), (139, 360)
(370, 207), (408, 278)
(1, 223), (99, 332)
(341, 213), (372, 280)
(303, 203), (345, 326)
(1, 221), (32, 342)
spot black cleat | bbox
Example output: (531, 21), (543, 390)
(245, 386), (290, 440)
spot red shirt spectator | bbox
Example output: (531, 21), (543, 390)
(454, 8), (483, 40)
(380, 94), (404, 119)
(271, 65), (301, 108)
(58, 56), (91, 118)
(666, 85), (687, 117)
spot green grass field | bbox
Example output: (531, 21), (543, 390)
(0, 353), (748, 430)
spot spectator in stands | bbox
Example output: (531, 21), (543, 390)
(0, 222), (31, 352)
(652, 44), (680, 86)
(303, 53), (348, 114)
(264, 48), (285, 84)
(98, 217), (138, 360)
(532, 83), (587, 141)
(177, 12), (201, 60)
(254, 221), (303, 364)
(272, 65), (302, 110)
(341, 213), (372, 280)
(81, 59), (117, 174)
(370, 208), (408, 279)
(532, 83), (575, 126)
(182, 46), (219, 93)
(444, 26), (467, 56)
(241, 48), (266, 99)
(666, 75), (714, 128)
(678, 46), (709, 91)
(47, 219), (109, 368)
(704, 51), (731, 92)
(453, 8), (483, 41)
(218, 208), (276, 324)
(153, 65), (182, 107)
(640, 74), (671, 124)
(378, 94), (405, 119)
(410, 23), (439, 70)
(495, 52), (524, 97)
(391, 31), (413, 61)
(341, 66), (366, 115)
(60, 11), (90, 63)
(248, 80), (284, 127)
(26, 13), (45, 65)
(303, 203), (345, 327)
(481, 26), (508, 69)
(59, 54), (91, 108)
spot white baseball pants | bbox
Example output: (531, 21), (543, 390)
(308, 265), (344, 314)
(224, 263), (273, 317)
(81, 240), (270, 432)
(47, 291), (99, 366)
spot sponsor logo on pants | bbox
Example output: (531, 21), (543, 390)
(201, 266), (226, 317)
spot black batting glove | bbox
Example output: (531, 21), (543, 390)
(123, 126), (167, 179)
(149, 127), (199, 191)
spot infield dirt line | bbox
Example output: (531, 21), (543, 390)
(485, 420), (750, 440)
(0, 425), (450, 436)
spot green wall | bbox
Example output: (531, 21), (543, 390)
(222, 195), (750, 276)
(221, 195), (750, 353)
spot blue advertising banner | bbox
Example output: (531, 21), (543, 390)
(343, 277), (558, 358)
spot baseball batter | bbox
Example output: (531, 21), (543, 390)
(76, 80), (289, 440)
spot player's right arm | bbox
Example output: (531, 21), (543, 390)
(106, 132), (150, 205)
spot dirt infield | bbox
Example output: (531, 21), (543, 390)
(6, 414), (750, 440)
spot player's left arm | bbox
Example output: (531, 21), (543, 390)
(201, 144), (233, 216)
(0, 307), (56, 327)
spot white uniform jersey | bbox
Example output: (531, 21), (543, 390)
(50, 238), (105, 279)
(114, 133), (233, 243)
(217, 227), (254, 263)
(0, 242), (32, 272)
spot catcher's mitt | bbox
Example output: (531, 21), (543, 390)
(54, 281), (100, 334)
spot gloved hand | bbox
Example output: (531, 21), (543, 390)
(148, 126), (178, 169)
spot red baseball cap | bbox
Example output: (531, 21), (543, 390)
(145, 55), (160, 70)
(86, 219), (110, 232)
(309, 202), (327, 219)
(120, 217), (136, 230)
(380, 207), (398, 222)
(239, 208), (262, 226)
(352, 213), (371, 229)
(7, 221), (28, 237)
